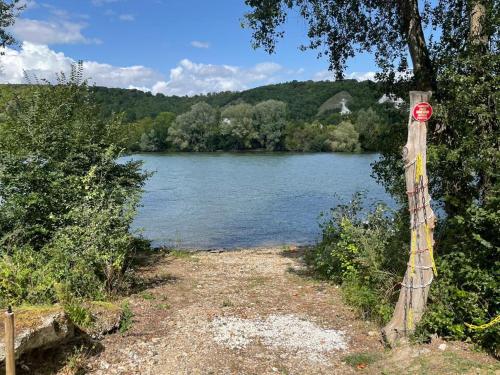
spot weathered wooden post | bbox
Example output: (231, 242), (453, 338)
(382, 91), (436, 345)
(4, 306), (15, 375)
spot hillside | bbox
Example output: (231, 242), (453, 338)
(90, 79), (383, 122)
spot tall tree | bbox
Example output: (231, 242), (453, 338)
(244, 0), (499, 344)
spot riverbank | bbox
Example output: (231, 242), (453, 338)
(9, 247), (499, 374)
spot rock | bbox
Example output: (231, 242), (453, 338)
(0, 306), (74, 362)
(85, 301), (123, 339)
(438, 343), (447, 351)
(368, 331), (378, 337)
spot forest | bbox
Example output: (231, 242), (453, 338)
(2, 79), (399, 153)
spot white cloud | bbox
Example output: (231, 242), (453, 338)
(0, 43), (289, 96)
(152, 59), (284, 96)
(0, 42), (162, 89)
(313, 70), (377, 82)
(345, 71), (377, 81)
(11, 18), (100, 45)
(190, 40), (210, 49)
(118, 14), (135, 21)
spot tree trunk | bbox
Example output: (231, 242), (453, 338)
(398, 0), (435, 91)
(382, 91), (436, 346)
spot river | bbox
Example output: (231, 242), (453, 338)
(125, 152), (392, 249)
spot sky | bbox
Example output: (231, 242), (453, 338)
(0, 0), (379, 96)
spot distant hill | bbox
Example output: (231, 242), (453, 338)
(89, 79), (383, 122)
(0, 79), (384, 123)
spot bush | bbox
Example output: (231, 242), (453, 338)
(0, 66), (148, 307)
(306, 193), (406, 324)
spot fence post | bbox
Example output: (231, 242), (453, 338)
(4, 306), (15, 375)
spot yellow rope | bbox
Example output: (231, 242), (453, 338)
(465, 315), (500, 331)
(425, 223), (438, 276)
(415, 153), (424, 183)
(407, 308), (414, 330)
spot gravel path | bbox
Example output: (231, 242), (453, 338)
(85, 247), (382, 374)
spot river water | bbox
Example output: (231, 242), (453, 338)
(125, 152), (392, 249)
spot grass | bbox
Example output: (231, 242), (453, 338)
(343, 351), (383, 369)
(157, 303), (171, 310)
(221, 298), (233, 307)
(141, 291), (156, 300)
(119, 302), (134, 334)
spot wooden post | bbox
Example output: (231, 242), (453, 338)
(382, 91), (436, 346)
(4, 306), (15, 375)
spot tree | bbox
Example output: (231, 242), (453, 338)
(220, 103), (257, 150)
(254, 99), (287, 150)
(244, 0), (498, 91)
(329, 121), (361, 152)
(153, 111), (175, 150)
(0, 0), (23, 51)
(244, 0), (499, 345)
(355, 108), (383, 151)
(167, 102), (219, 151)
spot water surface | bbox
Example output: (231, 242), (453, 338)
(126, 152), (391, 249)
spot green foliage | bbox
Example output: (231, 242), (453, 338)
(0, 0), (24, 52)
(88, 79), (382, 123)
(343, 352), (382, 368)
(167, 102), (219, 151)
(0, 67), (148, 307)
(119, 301), (133, 334)
(0, 246), (54, 306)
(285, 121), (361, 152)
(65, 303), (94, 328)
(306, 193), (406, 324)
(328, 121), (361, 152)
(220, 103), (257, 150)
(120, 112), (176, 152)
(3, 81), (392, 153)
(253, 99), (287, 150)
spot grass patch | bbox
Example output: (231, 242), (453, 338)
(221, 298), (233, 307)
(66, 303), (94, 328)
(344, 351), (383, 369)
(141, 292), (156, 300)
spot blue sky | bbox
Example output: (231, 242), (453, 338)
(1, 0), (379, 95)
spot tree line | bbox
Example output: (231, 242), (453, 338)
(121, 99), (399, 153)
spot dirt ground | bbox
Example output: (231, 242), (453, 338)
(24, 247), (499, 375)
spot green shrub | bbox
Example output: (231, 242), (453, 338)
(119, 302), (134, 334)
(0, 246), (54, 307)
(0, 67), (149, 307)
(306, 193), (406, 324)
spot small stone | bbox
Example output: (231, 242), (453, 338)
(272, 367), (278, 372)
(368, 331), (377, 337)
(438, 343), (447, 351)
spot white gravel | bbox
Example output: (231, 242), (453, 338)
(210, 314), (348, 362)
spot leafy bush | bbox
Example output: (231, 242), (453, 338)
(306, 193), (406, 324)
(0, 67), (148, 307)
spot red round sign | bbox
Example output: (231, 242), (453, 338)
(412, 102), (433, 122)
